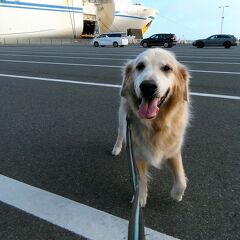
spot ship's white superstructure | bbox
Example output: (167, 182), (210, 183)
(112, 0), (157, 35)
(0, 0), (157, 39)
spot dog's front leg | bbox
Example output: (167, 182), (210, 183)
(136, 160), (149, 207)
(112, 97), (126, 156)
(166, 152), (187, 202)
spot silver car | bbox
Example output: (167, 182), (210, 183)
(192, 34), (237, 48)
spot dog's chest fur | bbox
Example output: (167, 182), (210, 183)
(128, 104), (188, 168)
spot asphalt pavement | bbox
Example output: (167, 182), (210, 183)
(0, 44), (239, 240)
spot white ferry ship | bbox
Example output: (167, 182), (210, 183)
(0, 0), (157, 39)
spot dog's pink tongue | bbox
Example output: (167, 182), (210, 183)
(138, 98), (159, 119)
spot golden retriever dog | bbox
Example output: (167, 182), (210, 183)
(112, 48), (190, 207)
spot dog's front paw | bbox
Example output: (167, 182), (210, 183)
(139, 191), (147, 207)
(112, 144), (122, 156)
(170, 183), (186, 202)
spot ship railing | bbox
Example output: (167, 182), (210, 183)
(0, 38), (92, 46)
(0, 37), (145, 46)
(83, 0), (114, 4)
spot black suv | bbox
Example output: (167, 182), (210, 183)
(140, 33), (177, 48)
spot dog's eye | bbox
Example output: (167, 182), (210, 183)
(136, 62), (145, 71)
(162, 65), (172, 72)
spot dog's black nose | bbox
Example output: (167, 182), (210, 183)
(140, 80), (158, 98)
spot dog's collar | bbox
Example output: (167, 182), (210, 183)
(158, 88), (170, 107)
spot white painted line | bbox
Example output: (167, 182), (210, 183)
(0, 50), (136, 57)
(2, 48), (240, 57)
(191, 92), (240, 100)
(0, 174), (177, 240)
(0, 73), (121, 88)
(175, 52), (240, 57)
(0, 53), (128, 61)
(189, 69), (240, 75)
(0, 49), (137, 55)
(1, 53), (240, 65)
(181, 60), (240, 65)
(0, 59), (121, 68)
(1, 59), (240, 75)
(178, 55), (240, 60)
(2, 49), (240, 59)
(0, 73), (240, 100)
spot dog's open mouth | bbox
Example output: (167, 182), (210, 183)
(138, 89), (170, 119)
(138, 98), (160, 119)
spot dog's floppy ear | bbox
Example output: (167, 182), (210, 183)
(179, 64), (190, 102)
(121, 60), (134, 97)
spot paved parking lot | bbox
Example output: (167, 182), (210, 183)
(0, 44), (239, 240)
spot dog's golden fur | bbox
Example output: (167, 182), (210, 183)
(112, 48), (190, 206)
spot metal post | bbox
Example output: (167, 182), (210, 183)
(219, 5), (229, 34)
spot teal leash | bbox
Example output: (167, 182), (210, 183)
(126, 117), (145, 240)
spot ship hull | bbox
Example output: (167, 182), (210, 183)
(0, 0), (84, 38)
(0, 0), (157, 39)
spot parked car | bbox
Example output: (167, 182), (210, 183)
(140, 33), (177, 48)
(92, 32), (128, 47)
(192, 34), (237, 48)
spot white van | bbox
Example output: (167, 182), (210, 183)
(92, 32), (129, 47)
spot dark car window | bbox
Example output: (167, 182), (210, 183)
(219, 35), (231, 38)
(150, 35), (158, 39)
(209, 35), (217, 40)
(98, 34), (106, 38)
(162, 34), (168, 39)
(107, 33), (121, 37)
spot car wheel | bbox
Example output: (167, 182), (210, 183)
(223, 41), (231, 48)
(113, 42), (118, 47)
(196, 41), (204, 48)
(142, 42), (148, 48)
(94, 41), (99, 47)
(164, 42), (170, 48)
